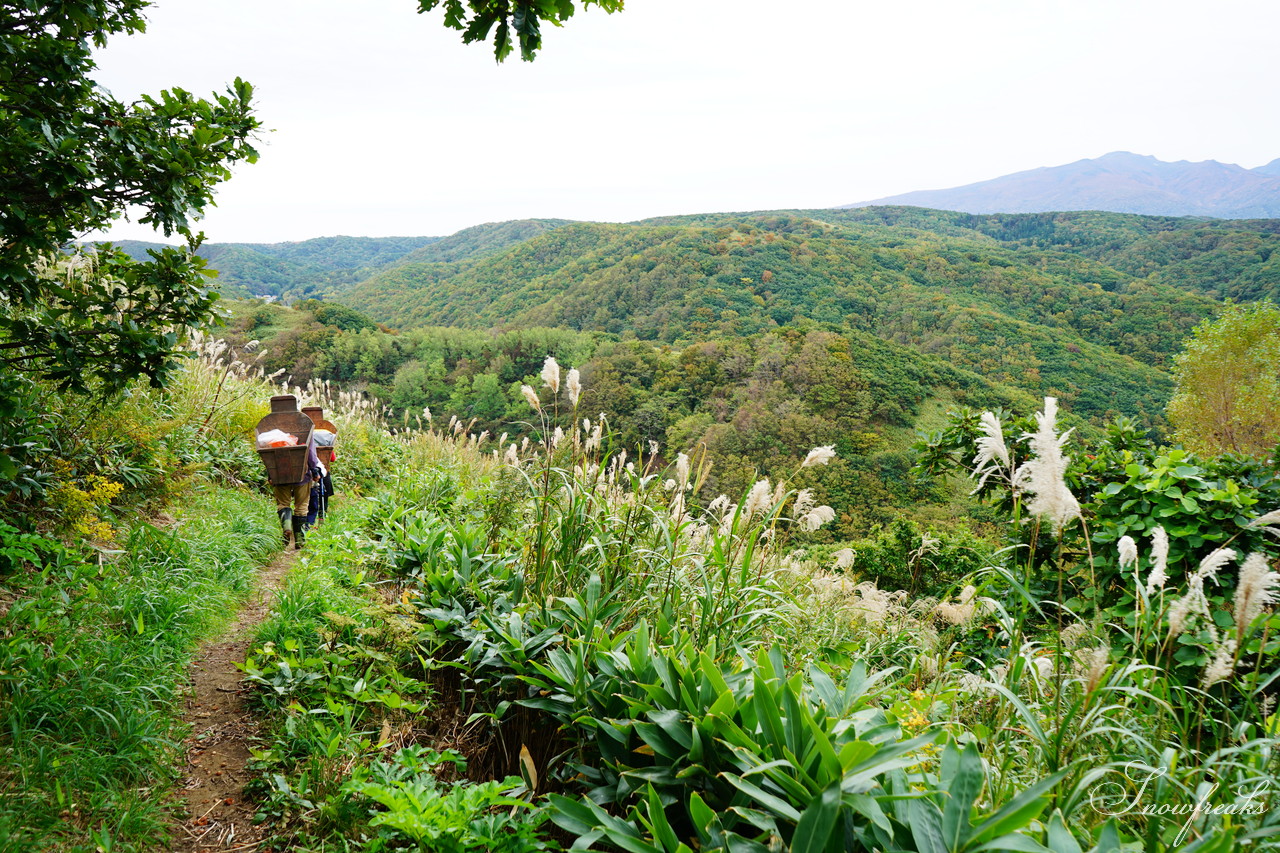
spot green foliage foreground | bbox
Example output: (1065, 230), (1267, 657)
(0, 489), (278, 852)
(239, 390), (1280, 852)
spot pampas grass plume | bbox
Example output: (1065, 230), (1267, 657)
(1234, 552), (1280, 635)
(521, 384), (541, 412)
(802, 445), (836, 468)
(541, 356), (560, 394)
(566, 368), (581, 406)
(1145, 526), (1170, 594)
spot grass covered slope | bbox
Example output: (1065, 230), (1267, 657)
(0, 330), (415, 851)
(0, 491), (279, 851)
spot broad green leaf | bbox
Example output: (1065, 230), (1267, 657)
(1086, 819), (1121, 853)
(688, 791), (716, 833)
(1045, 810), (1083, 853)
(722, 773), (802, 822)
(941, 742), (984, 848)
(907, 798), (948, 853)
(970, 835), (1053, 852)
(791, 781), (842, 853)
(968, 771), (1066, 843)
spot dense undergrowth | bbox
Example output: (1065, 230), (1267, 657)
(0, 488), (278, 851)
(237, 364), (1280, 852)
(3, 334), (1279, 851)
(0, 337), (407, 851)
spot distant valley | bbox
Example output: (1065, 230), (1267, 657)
(178, 207), (1279, 425)
(173, 206), (1280, 531)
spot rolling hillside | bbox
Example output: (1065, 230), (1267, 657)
(104, 234), (440, 298)
(336, 208), (1272, 422)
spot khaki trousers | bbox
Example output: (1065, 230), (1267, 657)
(272, 481), (311, 516)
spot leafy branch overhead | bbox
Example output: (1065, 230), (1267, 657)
(0, 1), (260, 393)
(417, 0), (625, 61)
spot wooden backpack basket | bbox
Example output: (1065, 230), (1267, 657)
(255, 399), (315, 486)
(302, 406), (338, 467)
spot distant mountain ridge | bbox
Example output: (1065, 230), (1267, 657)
(844, 152), (1280, 218)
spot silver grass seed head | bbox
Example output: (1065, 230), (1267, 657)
(1146, 526), (1170, 594)
(1248, 509), (1280, 529)
(540, 356), (560, 395)
(676, 452), (690, 490)
(521, 384), (541, 412)
(1118, 536), (1139, 570)
(1167, 595), (1195, 636)
(802, 445), (837, 468)
(971, 411), (1011, 493)
(566, 368), (582, 407)
(799, 505), (835, 532)
(1202, 639), (1237, 688)
(794, 488), (816, 517)
(1013, 397), (1081, 536)
(1234, 552), (1280, 634)
(1195, 548), (1236, 585)
(744, 479), (772, 520)
(1081, 646), (1110, 694)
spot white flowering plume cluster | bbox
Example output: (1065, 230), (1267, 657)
(1012, 397), (1081, 535)
(968, 399), (1080, 535)
(1162, 545), (1280, 688)
(932, 584), (990, 626)
(1249, 509), (1280, 540)
(971, 410), (1012, 493)
(520, 356), (588, 416)
(802, 446), (836, 468)
(189, 330), (390, 428)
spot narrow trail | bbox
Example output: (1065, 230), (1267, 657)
(171, 547), (297, 852)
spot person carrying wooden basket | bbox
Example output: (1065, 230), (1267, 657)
(255, 395), (323, 550)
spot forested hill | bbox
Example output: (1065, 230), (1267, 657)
(105, 234), (440, 299)
(395, 218), (574, 264)
(336, 207), (1280, 422)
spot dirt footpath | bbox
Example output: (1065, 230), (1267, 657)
(171, 548), (295, 852)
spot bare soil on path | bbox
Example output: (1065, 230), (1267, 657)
(170, 548), (295, 852)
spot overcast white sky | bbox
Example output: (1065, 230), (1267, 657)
(93, 0), (1279, 244)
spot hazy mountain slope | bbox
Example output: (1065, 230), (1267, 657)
(843, 152), (1280, 219)
(1253, 158), (1280, 178)
(240, 235), (438, 269)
